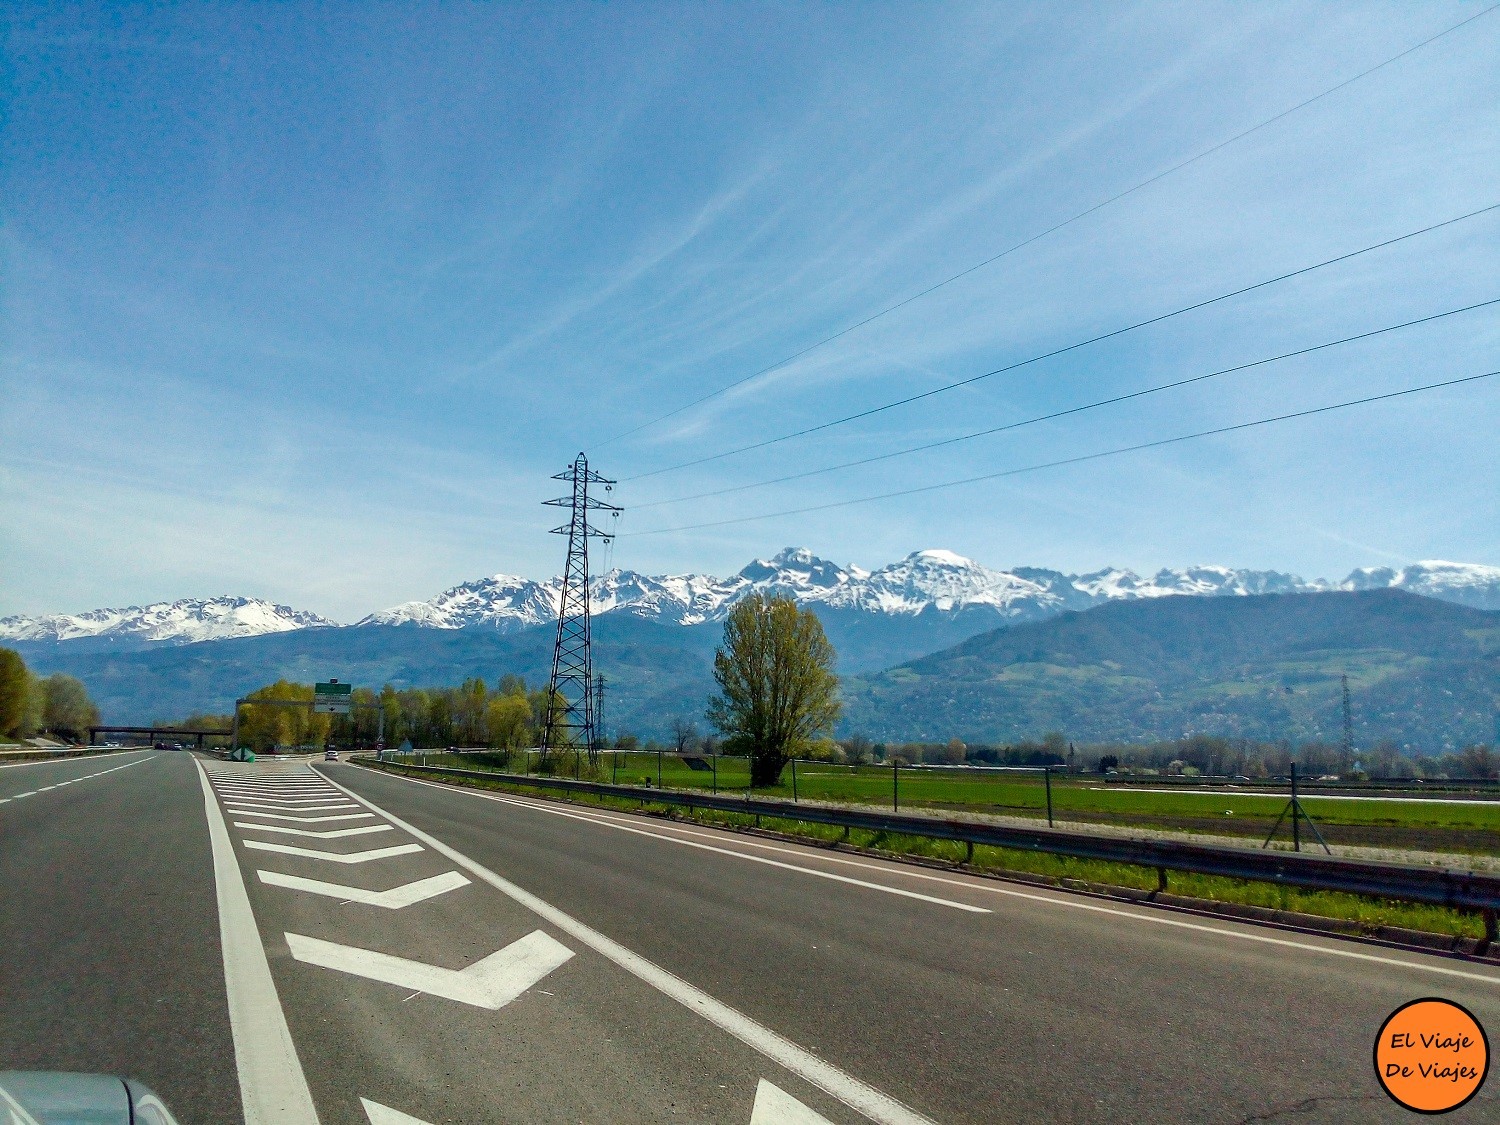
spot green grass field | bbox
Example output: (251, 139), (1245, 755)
(403, 749), (1500, 856)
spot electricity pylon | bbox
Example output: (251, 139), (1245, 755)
(540, 453), (619, 758)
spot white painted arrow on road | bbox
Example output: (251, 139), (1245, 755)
(259, 869), (471, 908)
(361, 1100), (432, 1125)
(235, 821), (393, 839)
(285, 930), (573, 1009)
(244, 840), (423, 863)
(358, 1079), (834, 1124)
(751, 1080), (836, 1124)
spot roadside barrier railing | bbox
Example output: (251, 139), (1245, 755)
(351, 756), (1500, 939)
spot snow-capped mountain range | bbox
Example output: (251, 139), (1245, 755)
(4, 551), (1497, 646)
(0, 596), (336, 645)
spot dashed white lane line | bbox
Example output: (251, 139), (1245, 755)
(364, 782), (983, 914)
(285, 930), (574, 1010)
(258, 870), (471, 909)
(317, 769), (936, 1125)
(371, 768), (1500, 989)
(194, 762), (320, 1125)
(0, 752), (156, 804)
(0, 748), (154, 770)
(244, 840), (423, 864)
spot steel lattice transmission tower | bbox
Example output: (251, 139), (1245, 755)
(540, 453), (620, 759)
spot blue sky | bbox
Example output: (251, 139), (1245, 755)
(2, 2), (1497, 620)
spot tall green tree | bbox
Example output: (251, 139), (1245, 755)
(706, 593), (841, 787)
(0, 648), (31, 738)
(41, 674), (100, 740)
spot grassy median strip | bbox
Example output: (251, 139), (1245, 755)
(362, 759), (1490, 941)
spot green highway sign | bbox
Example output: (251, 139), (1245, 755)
(313, 680), (353, 714)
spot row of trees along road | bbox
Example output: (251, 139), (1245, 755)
(0, 647), (101, 742)
(216, 676), (564, 753)
(209, 594), (844, 776)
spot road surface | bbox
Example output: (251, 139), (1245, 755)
(1, 750), (1496, 1123)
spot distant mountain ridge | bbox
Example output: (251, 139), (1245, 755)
(0, 596), (336, 647)
(4, 551), (1498, 648)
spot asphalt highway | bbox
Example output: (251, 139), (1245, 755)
(2, 750), (1497, 1123)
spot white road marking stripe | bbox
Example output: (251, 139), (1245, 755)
(236, 822), (394, 839)
(0, 747), (154, 769)
(375, 769), (1500, 988)
(0, 754), (155, 802)
(244, 840), (423, 864)
(258, 870), (471, 908)
(428, 789), (986, 913)
(361, 1098), (433, 1124)
(753, 1080), (834, 1124)
(226, 802), (359, 812)
(317, 770), (935, 1125)
(232, 811), (377, 823)
(217, 795), (347, 804)
(285, 930), (573, 1009)
(194, 762), (320, 1125)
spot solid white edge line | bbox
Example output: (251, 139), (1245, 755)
(195, 760), (321, 1124)
(367, 767), (1500, 988)
(315, 768), (935, 1125)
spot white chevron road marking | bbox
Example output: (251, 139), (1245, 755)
(235, 821), (393, 839)
(230, 810), (376, 823)
(226, 802), (359, 812)
(244, 840), (423, 864)
(285, 930), (572, 1009)
(259, 869), (471, 908)
(360, 1099), (433, 1125)
(752, 1080), (836, 1124)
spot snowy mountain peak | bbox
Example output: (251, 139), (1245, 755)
(10, 553), (1497, 649)
(0, 596), (338, 645)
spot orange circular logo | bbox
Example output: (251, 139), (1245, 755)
(1374, 998), (1489, 1114)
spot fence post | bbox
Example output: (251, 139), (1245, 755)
(575, 748), (581, 779)
(893, 760), (899, 811)
(712, 753), (717, 794)
(791, 756), (798, 802)
(612, 752), (618, 785)
(1044, 766), (1054, 828)
(658, 746), (663, 789)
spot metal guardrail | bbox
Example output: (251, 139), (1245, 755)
(354, 758), (1500, 927)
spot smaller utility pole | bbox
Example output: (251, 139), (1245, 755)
(592, 673), (606, 764)
(1341, 674), (1354, 762)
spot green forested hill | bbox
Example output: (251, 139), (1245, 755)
(840, 589), (1499, 750)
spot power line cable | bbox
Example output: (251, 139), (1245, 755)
(630, 296), (1500, 508)
(592, 5), (1498, 452)
(622, 201), (1500, 482)
(623, 370), (1497, 536)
